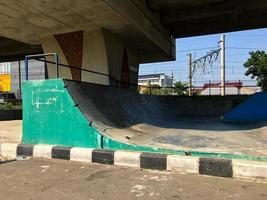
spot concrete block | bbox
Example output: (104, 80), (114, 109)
(92, 149), (114, 165)
(52, 146), (71, 160)
(114, 151), (141, 168)
(167, 155), (199, 174)
(17, 144), (34, 157)
(0, 143), (19, 159)
(233, 160), (267, 183)
(70, 147), (93, 163)
(199, 158), (233, 178)
(140, 152), (167, 170)
(33, 145), (54, 158)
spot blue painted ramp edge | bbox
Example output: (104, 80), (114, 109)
(222, 92), (267, 123)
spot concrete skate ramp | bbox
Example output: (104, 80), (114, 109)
(22, 79), (267, 160)
(64, 80), (247, 131)
(64, 80), (267, 157)
(223, 92), (267, 123)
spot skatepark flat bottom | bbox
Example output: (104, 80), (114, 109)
(106, 119), (267, 157)
(64, 80), (267, 158)
(3, 119), (266, 157)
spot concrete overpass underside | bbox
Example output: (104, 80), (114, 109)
(148, 0), (267, 38)
(1, 0), (267, 162)
(0, 0), (267, 83)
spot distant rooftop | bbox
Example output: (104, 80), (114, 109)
(138, 73), (166, 79)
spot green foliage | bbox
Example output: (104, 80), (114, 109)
(141, 81), (194, 96)
(244, 51), (267, 91)
(173, 81), (188, 96)
(0, 102), (21, 110)
(142, 84), (173, 95)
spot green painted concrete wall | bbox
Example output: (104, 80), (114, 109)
(23, 79), (101, 148)
(22, 79), (267, 162)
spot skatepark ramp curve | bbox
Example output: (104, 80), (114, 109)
(222, 92), (267, 123)
(22, 79), (267, 161)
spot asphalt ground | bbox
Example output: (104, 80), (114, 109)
(0, 158), (266, 200)
(0, 120), (21, 143)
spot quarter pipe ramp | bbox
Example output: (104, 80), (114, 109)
(22, 79), (267, 161)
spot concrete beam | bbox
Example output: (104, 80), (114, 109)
(0, 0), (174, 63)
(1, 0), (267, 63)
(162, 0), (241, 24)
(0, 37), (43, 62)
(170, 12), (267, 38)
(147, 0), (225, 11)
(161, 0), (267, 38)
(104, 0), (175, 62)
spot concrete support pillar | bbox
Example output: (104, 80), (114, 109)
(40, 29), (140, 86)
(41, 36), (72, 80)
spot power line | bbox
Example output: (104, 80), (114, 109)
(141, 61), (187, 67)
(176, 47), (218, 52)
(140, 63), (247, 72)
(227, 34), (267, 37)
(227, 47), (267, 50)
(175, 47), (267, 53)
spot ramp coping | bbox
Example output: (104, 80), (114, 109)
(0, 143), (266, 183)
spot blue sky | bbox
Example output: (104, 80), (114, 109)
(139, 28), (267, 86)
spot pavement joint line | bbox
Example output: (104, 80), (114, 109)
(0, 143), (266, 183)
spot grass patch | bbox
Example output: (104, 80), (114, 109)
(0, 103), (22, 110)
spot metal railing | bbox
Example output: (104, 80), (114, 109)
(24, 53), (261, 96)
(25, 53), (59, 80)
(25, 53), (123, 85)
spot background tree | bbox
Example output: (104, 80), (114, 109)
(173, 81), (188, 96)
(142, 84), (172, 95)
(244, 51), (267, 91)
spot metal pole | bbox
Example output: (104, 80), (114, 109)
(55, 53), (59, 78)
(18, 61), (22, 99)
(171, 70), (173, 95)
(238, 80), (241, 95)
(188, 53), (192, 96)
(25, 57), (29, 80)
(24, 53), (59, 79)
(220, 34), (226, 96)
(209, 80), (211, 96)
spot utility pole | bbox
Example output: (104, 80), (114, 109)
(188, 53), (192, 96)
(171, 70), (174, 95)
(220, 34), (225, 96)
(171, 70), (174, 85)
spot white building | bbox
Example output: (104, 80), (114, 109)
(138, 73), (173, 87)
(0, 63), (11, 74)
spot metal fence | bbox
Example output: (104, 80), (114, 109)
(138, 80), (261, 96)
(0, 60), (45, 100)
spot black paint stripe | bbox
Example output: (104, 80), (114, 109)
(92, 149), (114, 165)
(52, 146), (71, 160)
(140, 153), (167, 170)
(17, 144), (34, 157)
(199, 158), (233, 178)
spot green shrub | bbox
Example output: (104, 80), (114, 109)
(0, 103), (22, 110)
